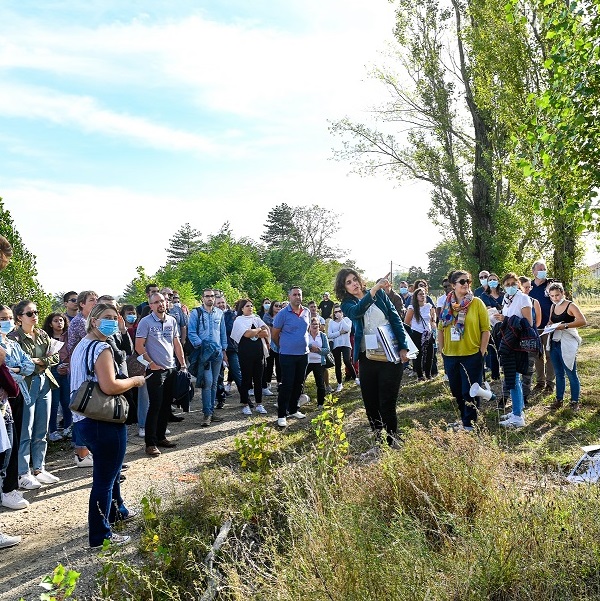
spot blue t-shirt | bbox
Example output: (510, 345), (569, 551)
(272, 305), (310, 355)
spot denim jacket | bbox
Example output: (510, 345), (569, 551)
(341, 288), (408, 363)
(0, 336), (36, 407)
(188, 306), (227, 352)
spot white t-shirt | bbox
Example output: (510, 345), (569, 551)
(502, 290), (532, 319)
(437, 294), (447, 309)
(407, 303), (434, 333)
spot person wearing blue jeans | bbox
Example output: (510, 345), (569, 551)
(442, 352), (485, 429)
(550, 341), (580, 406)
(187, 289), (228, 427)
(70, 303), (146, 547)
(49, 366), (72, 439)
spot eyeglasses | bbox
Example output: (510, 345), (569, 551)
(457, 279), (471, 286)
(68, 298), (77, 303)
(22, 310), (39, 317)
(334, 310), (342, 314)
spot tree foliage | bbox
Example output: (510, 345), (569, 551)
(0, 198), (51, 316)
(166, 223), (202, 264)
(261, 203), (344, 261)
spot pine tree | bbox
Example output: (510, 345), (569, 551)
(260, 204), (301, 249)
(166, 223), (202, 263)
(0, 198), (52, 315)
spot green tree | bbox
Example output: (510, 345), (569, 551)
(330, 0), (541, 276)
(427, 239), (460, 286)
(166, 223), (202, 264)
(261, 204), (300, 250)
(0, 198), (51, 316)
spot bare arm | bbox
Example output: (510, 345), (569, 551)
(95, 348), (145, 395)
(565, 302), (587, 329)
(404, 307), (414, 326)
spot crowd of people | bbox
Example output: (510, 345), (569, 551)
(0, 232), (589, 550)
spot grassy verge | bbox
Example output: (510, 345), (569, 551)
(95, 315), (600, 600)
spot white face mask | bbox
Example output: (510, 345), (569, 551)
(552, 297), (565, 306)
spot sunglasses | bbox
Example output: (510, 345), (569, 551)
(334, 310), (342, 313)
(456, 279), (471, 286)
(22, 310), (39, 317)
(68, 298), (77, 303)
(273, 304), (281, 308)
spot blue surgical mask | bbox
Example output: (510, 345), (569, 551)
(399, 287), (408, 295)
(0, 320), (13, 334)
(488, 280), (499, 289)
(97, 319), (119, 337)
(263, 303), (271, 311)
(536, 270), (547, 280)
(125, 314), (136, 324)
(505, 286), (518, 296)
(479, 279), (488, 287)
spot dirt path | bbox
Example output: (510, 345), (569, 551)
(0, 387), (270, 600)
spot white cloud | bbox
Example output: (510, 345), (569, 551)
(0, 83), (217, 153)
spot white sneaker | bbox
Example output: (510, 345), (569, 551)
(290, 411), (306, 419)
(248, 389), (254, 396)
(48, 431), (63, 442)
(165, 429), (171, 435)
(224, 383), (231, 393)
(255, 404), (268, 414)
(499, 414), (526, 428)
(62, 425), (73, 438)
(0, 533), (21, 549)
(242, 405), (252, 416)
(138, 427), (145, 438)
(91, 533), (131, 549)
(1, 490), (29, 510)
(298, 394), (310, 408)
(335, 383), (343, 392)
(262, 387), (274, 396)
(74, 453), (94, 468)
(355, 378), (360, 386)
(500, 411), (514, 420)
(18, 473), (41, 490)
(277, 417), (287, 427)
(34, 470), (60, 485)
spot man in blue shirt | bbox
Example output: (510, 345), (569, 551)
(272, 287), (311, 427)
(188, 289), (228, 426)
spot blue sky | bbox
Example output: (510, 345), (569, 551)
(0, 0), (440, 295)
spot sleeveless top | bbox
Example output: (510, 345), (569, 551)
(550, 301), (575, 324)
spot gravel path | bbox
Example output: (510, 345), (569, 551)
(0, 387), (278, 600)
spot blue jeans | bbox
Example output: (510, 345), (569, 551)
(226, 351), (243, 389)
(277, 354), (308, 418)
(201, 357), (223, 416)
(510, 373), (524, 417)
(19, 373), (51, 475)
(137, 382), (149, 427)
(442, 352), (484, 427)
(76, 419), (127, 546)
(49, 366), (73, 433)
(549, 340), (580, 402)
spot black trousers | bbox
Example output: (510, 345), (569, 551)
(408, 329), (434, 378)
(277, 354), (308, 418)
(357, 353), (403, 444)
(1, 392), (24, 494)
(305, 362), (326, 406)
(238, 337), (265, 406)
(263, 348), (280, 388)
(333, 346), (356, 383)
(144, 368), (176, 447)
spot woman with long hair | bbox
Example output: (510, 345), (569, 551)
(336, 268), (409, 446)
(327, 305), (357, 392)
(231, 298), (270, 416)
(262, 300), (282, 392)
(42, 312), (72, 442)
(404, 287), (435, 380)
(438, 270), (490, 431)
(8, 300), (60, 487)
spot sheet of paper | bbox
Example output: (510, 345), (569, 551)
(364, 334), (379, 350)
(48, 339), (64, 355)
(542, 322), (562, 335)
